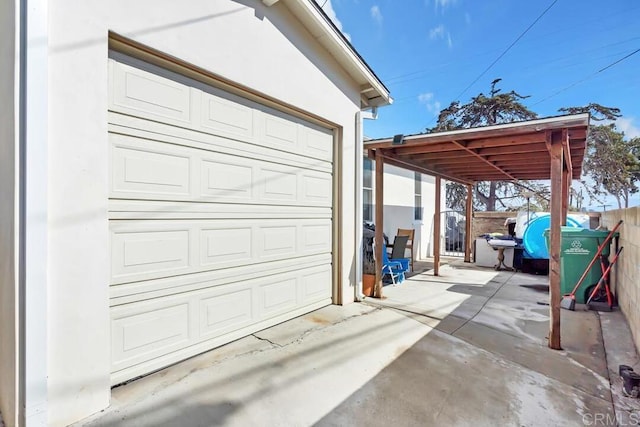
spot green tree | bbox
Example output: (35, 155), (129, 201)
(558, 103), (621, 122)
(583, 125), (640, 209)
(559, 104), (639, 209)
(429, 79), (538, 211)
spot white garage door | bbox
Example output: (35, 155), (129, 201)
(108, 56), (334, 384)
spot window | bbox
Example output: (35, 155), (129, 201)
(414, 172), (422, 221)
(363, 157), (373, 221)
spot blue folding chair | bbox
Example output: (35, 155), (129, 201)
(388, 235), (411, 272)
(374, 238), (409, 285)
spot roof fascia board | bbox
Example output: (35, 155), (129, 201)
(365, 113), (590, 147)
(287, 0), (391, 107)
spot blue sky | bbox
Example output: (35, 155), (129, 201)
(321, 0), (640, 209)
(321, 0), (640, 139)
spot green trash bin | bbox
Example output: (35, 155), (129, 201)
(543, 227), (619, 303)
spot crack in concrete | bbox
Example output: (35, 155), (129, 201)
(364, 302), (445, 323)
(259, 305), (385, 348)
(143, 305), (386, 393)
(251, 334), (284, 348)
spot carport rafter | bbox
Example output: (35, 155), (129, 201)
(476, 142), (550, 156)
(370, 150), (474, 185)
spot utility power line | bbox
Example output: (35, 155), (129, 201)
(452, 0), (558, 101)
(422, 0), (558, 130)
(383, 4), (639, 86)
(531, 47), (640, 106)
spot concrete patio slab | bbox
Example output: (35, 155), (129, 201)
(79, 261), (638, 427)
(453, 315), (610, 401)
(317, 327), (613, 427)
(81, 305), (433, 427)
(600, 310), (640, 425)
(253, 303), (377, 347)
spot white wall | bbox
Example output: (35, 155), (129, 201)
(45, 1), (362, 425)
(0, 2), (18, 425)
(419, 174), (437, 258)
(373, 164), (436, 261)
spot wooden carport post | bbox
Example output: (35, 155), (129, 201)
(561, 171), (569, 226)
(374, 149), (384, 298)
(433, 177), (441, 276)
(464, 183), (473, 263)
(562, 126), (572, 226)
(548, 129), (566, 350)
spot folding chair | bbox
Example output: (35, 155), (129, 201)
(374, 238), (408, 285)
(389, 235), (411, 272)
(396, 228), (415, 271)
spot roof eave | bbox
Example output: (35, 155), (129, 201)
(365, 113), (590, 146)
(283, 0), (392, 108)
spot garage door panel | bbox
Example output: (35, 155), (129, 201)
(111, 301), (192, 373)
(258, 107), (333, 162)
(110, 60), (192, 125)
(199, 288), (253, 338)
(200, 91), (255, 139)
(111, 219), (331, 284)
(261, 112), (299, 148)
(260, 168), (297, 202)
(260, 279), (298, 315)
(259, 226), (297, 258)
(301, 223), (332, 253)
(111, 228), (192, 282)
(301, 172), (332, 203)
(200, 227), (252, 265)
(302, 124), (334, 161)
(110, 132), (331, 207)
(109, 56), (333, 384)
(110, 264), (331, 377)
(109, 59), (332, 163)
(109, 117), (332, 174)
(201, 159), (253, 200)
(112, 144), (191, 196)
(110, 255), (330, 305)
(109, 200), (331, 220)
(302, 268), (333, 302)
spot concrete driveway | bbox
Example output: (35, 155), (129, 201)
(80, 262), (639, 426)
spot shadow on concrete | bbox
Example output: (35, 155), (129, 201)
(331, 262), (615, 426)
(95, 401), (240, 427)
(84, 261), (621, 426)
(81, 305), (425, 426)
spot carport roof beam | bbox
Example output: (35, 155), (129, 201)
(364, 113), (589, 182)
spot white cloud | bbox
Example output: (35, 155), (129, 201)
(617, 117), (640, 139)
(320, 0), (351, 42)
(429, 25), (445, 40)
(370, 5), (383, 25)
(429, 24), (453, 48)
(418, 92), (442, 116)
(434, 0), (458, 14)
(418, 92), (434, 102)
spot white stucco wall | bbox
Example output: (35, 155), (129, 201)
(380, 164), (436, 260)
(44, 1), (362, 425)
(0, 2), (18, 425)
(419, 174), (437, 258)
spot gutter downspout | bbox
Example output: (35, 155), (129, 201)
(354, 107), (377, 302)
(19, 0), (49, 424)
